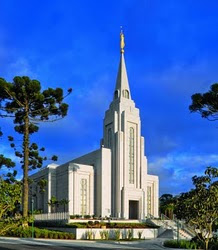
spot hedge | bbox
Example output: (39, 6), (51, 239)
(6, 226), (75, 239)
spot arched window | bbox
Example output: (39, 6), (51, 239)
(129, 127), (134, 184)
(114, 90), (119, 99)
(108, 128), (112, 148)
(122, 89), (129, 99)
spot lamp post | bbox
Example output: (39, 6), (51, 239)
(31, 197), (34, 238)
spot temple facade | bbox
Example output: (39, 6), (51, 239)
(29, 32), (159, 219)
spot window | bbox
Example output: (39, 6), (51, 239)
(147, 186), (152, 215)
(129, 127), (134, 184)
(114, 90), (119, 99)
(122, 89), (129, 99)
(80, 179), (87, 216)
(108, 128), (112, 148)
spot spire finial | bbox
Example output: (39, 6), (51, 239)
(120, 26), (125, 54)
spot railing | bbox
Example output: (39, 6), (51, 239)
(160, 214), (196, 239)
(34, 212), (70, 221)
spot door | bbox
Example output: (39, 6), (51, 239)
(129, 200), (139, 219)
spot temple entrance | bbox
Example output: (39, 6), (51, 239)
(129, 200), (139, 219)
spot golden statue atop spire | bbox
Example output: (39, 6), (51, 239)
(120, 26), (125, 54)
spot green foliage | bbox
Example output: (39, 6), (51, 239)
(67, 222), (154, 229)
(59, 198), (70, 212)
(86, 230), (93, 240)
(0, 178), (22, 219)
(84, 215), (91, 219)
(6, 227), (75, 239)
(0, 76), (71, 217)
(176, 167), (218, 250)
(0, 217), (23, 236)
(100, 231), (104, 240)
(127, 229), (133, 240)
(163, 239), (199, 249)
(137, 230), (143, 239)
(189, 83), (218, 121)
(103, 230), (109, 240)
(159, 194), (177, 219)
(114, 229), (121, 240)
(106, 222), (154, 229)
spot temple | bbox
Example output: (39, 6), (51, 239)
(29, 32), (159, 219)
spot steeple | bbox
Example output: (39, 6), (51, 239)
(113, 30), (131, 101)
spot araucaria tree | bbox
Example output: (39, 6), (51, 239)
(176, 167), (218, 250)
(189, 83), (218, 121)
(0, 76), (71, 219)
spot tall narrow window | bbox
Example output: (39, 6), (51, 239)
(147, 186), (152, 215)
(80, 179), (87, 216)
(108, 128), (112, 148)
(123, 89), (129, 99)
(129, 127), (134, 184)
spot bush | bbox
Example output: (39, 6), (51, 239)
(84, 215), (91, 219)
(100, 231), (104, 240)
(164, 240), (199, 249)
(106, 222), (155, 229)
(53, 232), (58, 239)
(137, 231), (143, 239)
(6, 226), (75, 240)
(48, 232), (54, 239)
(86, 230), (93, 240)
(103, 230), (109, 240)
(87, 221), (93, 228)
(114, 230), (121, 240)
(127, 229), (133, 241)
(67, 222), (87, 228)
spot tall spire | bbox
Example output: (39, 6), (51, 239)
(114, 29), (131, 101)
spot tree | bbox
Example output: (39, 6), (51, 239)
(159, 194), (177, 219)
(59, 198), (70, 212)
(48, 196), (59, 213)
(176, 167), (218, 250)
(189, 83), (218, 121)
(0, 76), (72, 219)
(0, 177), (22, 219)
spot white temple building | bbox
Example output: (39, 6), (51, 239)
(29, 32), (159, 219)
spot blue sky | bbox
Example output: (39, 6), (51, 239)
(0, 0), (217, 195)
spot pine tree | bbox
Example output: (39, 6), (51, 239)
(0, 76), (71, 219)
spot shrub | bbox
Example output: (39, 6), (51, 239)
(84, 215), (91, 219)
(67, 222), (87, 228)
(43, 230), (49, 239)
(86, 230), (93, 240)
(164, 240), (199, 249)
(63, 233), (69, 239)
(68, 233), (75, 239)
(59, 233), (64, 239)
(137, 231), (143, 239)
(87, 221), (94, 228)
(114, 230), (121, 241)
(127, 229), (133, 240)
(103, 230), (109, 240)
(48, 232), (54, 239)
(53, 232), (58, 239)
(100, 231), (104, 240)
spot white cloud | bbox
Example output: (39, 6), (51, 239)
(148, 152), (218, 195)
(5, 57), (37, 80)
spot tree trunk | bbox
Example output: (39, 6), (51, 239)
(22, 107), (29, 219)
(205, 240), (209, 250)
